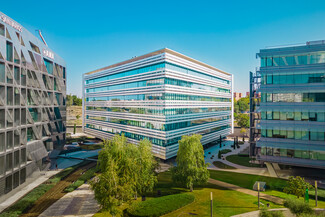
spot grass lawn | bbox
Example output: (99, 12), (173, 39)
(95, 171), (282, 217)
(213, 161), (236, 169)
(209, 170), (325, 208)
(226, 155), (263, 167)
(164, 184), (282, 217)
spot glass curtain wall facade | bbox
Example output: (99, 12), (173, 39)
(83, 48), (233, 159)
(251, 41), (325, 169)
(0, 12), (66, 197)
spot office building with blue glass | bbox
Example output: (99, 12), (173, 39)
(0, 12), (66, 198)
(83, 48), (233, 159)
(250, 40), (325, 169)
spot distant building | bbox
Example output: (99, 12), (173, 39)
(250, 40), (325, 169)
(83, 48), (234, 159)
(234, 92), (242, 101)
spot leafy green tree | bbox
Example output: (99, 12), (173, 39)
(236, 113), (249, 128)
(283, 176), (313, 198)
(171, 134), (209, 191)
(218, 150), (221, 159)
(66, 94), (82, 106)
(135, 139), (158, 200)
(91, 135), (157, 215)
(237, 97), (249, 112)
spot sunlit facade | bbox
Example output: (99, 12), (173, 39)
(251, 40), (325, 169)
(0, 12), (66, 197)
(83, 48), (233, 159)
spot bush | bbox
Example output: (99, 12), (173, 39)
(219, 149), (232, 155)
(260, 209), (284, 217)
(299, 214), (323, 217)
(127, 193), (195, 217)
(284, 198), (313, 215)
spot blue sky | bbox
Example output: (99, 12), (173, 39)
(2, 0), (325, 97)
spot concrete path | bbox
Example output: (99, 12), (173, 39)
(205, 141), (271, 177)
(39, 184), (100, 217)
(231, 208), (293, 217)
(208, 178), (283, 204)
(0, 170), (60, 213)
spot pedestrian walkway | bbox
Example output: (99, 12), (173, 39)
(231, 208), (293, 217)
(39, 184), (100, 217)
(208, 178), (283, 204)
(0, 170), (60, 213)
(206, 141), (271, 177)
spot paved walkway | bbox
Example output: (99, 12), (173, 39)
(208, 178), (283, 204)
(39, 184), (100, 217)
(231, 208), (293, 217)
(0, 170), (60, 213)
(206, 141), (271, 177)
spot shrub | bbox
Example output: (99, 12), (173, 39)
(127, 193), (195, 217)
(260, 209), (284, 217)
(299, 214), (324, 217)
(284, 198), (313, 215)
(219, 149), (232, 155)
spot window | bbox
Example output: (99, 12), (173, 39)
(44, 58), (53, 74)
(29, 42), (40, 54)
(0, 23), (4, 36)
(6, 41), (13, 62)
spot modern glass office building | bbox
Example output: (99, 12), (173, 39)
(0, 12), (66, 197)
(83, 48), (233, 159)
(250, 40), (325, 169)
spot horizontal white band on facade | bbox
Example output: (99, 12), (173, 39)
(85, 110), (231, 123)
(85, 85), (231, 99)
(85, 100), (232, 108)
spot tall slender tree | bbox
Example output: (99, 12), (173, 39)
(171, 134), (210, 191)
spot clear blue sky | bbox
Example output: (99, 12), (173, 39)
(2, 0), (325, 97)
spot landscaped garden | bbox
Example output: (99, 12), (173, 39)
(209, 170), (325, 208)
(95, 171), (282, 217)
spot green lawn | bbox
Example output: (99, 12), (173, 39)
(213, 161), (236, 169)
(95, 171), (282, 217)
(209, 170), (287, 191)
(209, 170), (325, 208)
(226, 155), (263, 167)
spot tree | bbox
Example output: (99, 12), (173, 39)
(91, 135), (157, 215)
(171, 134), (209, 191)
(237, 97), (249, 113)
(218, 150), (221, 159)
(283, 176), (313, 198)
(135, 139), (158, 200)
(66, 94), (82, 106)
(236, 113), (249, 128)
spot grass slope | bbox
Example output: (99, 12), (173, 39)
(226, 155), (262, 167)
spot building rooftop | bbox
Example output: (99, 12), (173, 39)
(258, 40), (325, 57)
(85, 48), (230, 75)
